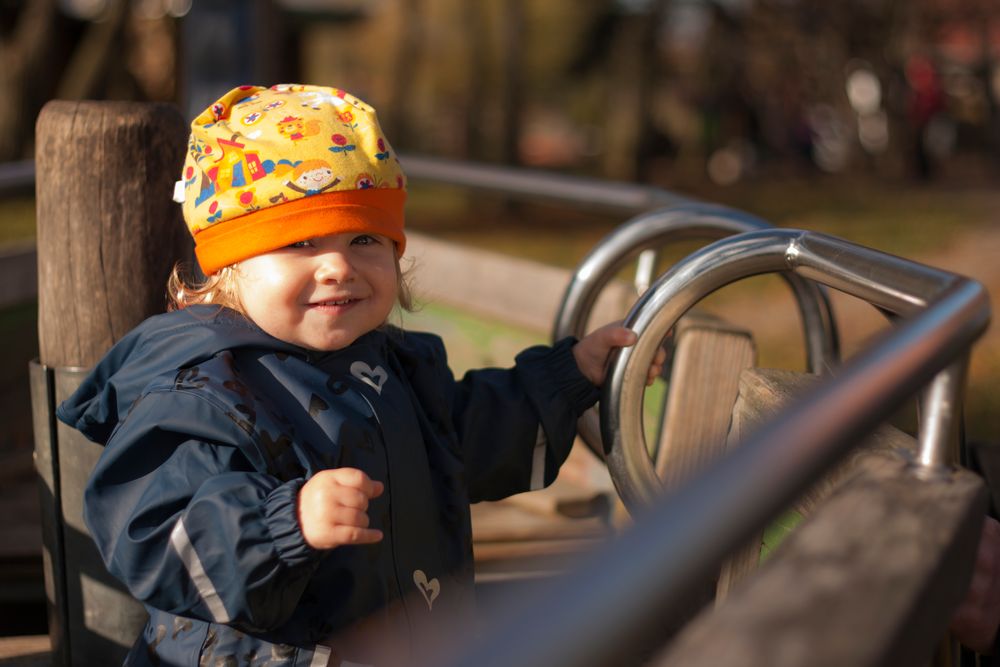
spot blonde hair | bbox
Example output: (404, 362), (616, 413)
(167, 264), (244, 312)
(167, 258), (415, 315)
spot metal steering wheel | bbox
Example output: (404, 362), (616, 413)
(553, 203), (840, 490)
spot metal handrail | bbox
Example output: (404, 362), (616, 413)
(400, 154), (689, 214)
(435, 230), (988, 667)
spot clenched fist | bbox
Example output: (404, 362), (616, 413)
(298, 468), (385, 550)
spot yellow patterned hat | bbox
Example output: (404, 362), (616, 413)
(175, 84), (407, 275)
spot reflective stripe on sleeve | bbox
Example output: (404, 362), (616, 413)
(169, 518), (231, 623)
(529, 425), (546, 491)
(308, 644), (332, 667)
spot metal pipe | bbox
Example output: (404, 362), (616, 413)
(552, 204), (839, 369)
(434, 236), (988, 667)
(400, 154), (687, 214)
(634, 249), (657, 295)
(788, 233), (953, 315)
(917, 356), (969, 471)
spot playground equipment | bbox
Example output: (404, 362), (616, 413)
(28, 101), (992, 667)
(409, 156), (989, 667)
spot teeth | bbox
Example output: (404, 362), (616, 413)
(322, 299), (351, 306)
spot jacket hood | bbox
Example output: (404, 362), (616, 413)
(56, 306), (304, 444)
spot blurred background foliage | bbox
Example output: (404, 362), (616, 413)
(2, 0), (998, 184)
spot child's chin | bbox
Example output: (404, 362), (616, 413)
(302, 331), (358, 352)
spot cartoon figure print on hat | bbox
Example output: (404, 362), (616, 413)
(176, 84), (407, 275)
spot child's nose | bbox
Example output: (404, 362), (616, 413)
(315, 251), (356, 282)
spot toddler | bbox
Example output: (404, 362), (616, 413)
(58, 84), (658, 667)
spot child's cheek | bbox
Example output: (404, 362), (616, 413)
(242, 256), (290, 288)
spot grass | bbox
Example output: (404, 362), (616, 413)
(687, 177), (997, 259)
(0, 198), (35, 245)
(760, 510), (805, 563)
(400, 300), (547, 373)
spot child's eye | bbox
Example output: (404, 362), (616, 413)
(351, 234), (380, 246)
(287, 240), (313, 249)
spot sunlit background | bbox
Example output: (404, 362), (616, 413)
(1, 0), (998, 644)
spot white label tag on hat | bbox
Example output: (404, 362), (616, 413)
(173, 180), (185, 204)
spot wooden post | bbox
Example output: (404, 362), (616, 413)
(33, 100), (190, 666)
(36, 101), (191, 367)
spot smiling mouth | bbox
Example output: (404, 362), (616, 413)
(310, 297), (362, 308)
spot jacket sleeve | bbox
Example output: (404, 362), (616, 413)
(447, 337), (600, 503)
(83, 388), (323, 634)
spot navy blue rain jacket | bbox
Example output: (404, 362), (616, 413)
(57, 306), (599, 666)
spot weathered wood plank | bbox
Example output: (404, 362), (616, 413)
(501, 474), (613, 521)
(405, 232), (634, 333)
(0, 634), (51, 666)
(716, 368), (921, 600)
(471, 500), (609, 544)
(652, 455), (987, 667)
(654, 315), (756, 490)
(732, 369), (919, 514)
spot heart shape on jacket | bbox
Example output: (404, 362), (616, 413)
(350, 362), (387, 394)
(413, 570), (440, 611)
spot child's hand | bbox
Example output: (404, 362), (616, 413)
(572, 322), (667, 387)
(298, 468), (385, 550)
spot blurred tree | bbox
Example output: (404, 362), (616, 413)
(460, 0), (490, 160)
(0, 0), (174, 162)
(712, 0), (909, 176)
(499, 0), (526, 165)
(54, 0), (131, 102)
(181, 0), (288, 120)
(385, 0), (423, 149)
(0, 0), (58, 161)
(568, 0), (674, 182)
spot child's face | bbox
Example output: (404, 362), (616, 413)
(234, 232), (399, 351)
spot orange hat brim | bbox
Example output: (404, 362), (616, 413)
(193, 188), (406, 275)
